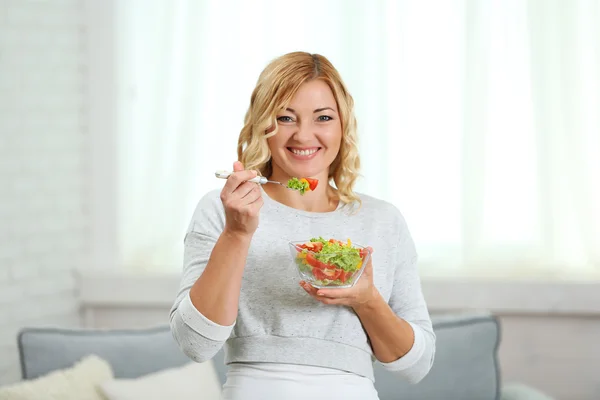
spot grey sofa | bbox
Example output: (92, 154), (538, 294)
(17, 313), (554, 400)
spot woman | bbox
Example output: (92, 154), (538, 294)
(170, 52), (435, 399)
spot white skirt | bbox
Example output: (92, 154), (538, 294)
(221, 362), (380, 400)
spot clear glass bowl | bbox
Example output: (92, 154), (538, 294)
(288, 240), (372, 289)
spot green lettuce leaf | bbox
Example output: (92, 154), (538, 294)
(286, 177), (309, 195)
(308, 237), (362, 272)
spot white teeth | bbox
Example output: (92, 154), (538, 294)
(291, 149), (317, 156)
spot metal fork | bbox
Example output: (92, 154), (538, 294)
(215, 170), (297, 191)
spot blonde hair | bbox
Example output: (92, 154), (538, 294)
(237, 52), (361, 207)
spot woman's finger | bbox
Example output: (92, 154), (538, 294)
(300, 285), (318, 299)
(246, 193), (264, 212)
(316, 297), (347, 305)
(302, 287), (346, 305)
(363, 258), (373, 274)
(223, 169), (257, 195)
(316, 287), (358, 299)
(231, 181), (257, 200)
(241, 184), (262, 204)
(300, 281), (319, 296)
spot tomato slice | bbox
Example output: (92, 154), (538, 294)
(322, 268), (341, 280)
(311, 242), (323, 252)
(306, 253), (318, 268)
(359, 248), (369, 259)
(313, 267), (328, 280)
(304, 178), (318, 191)
(339, 270), (349, 283)
(306, 253), (326, 270)
(298, 242), (323, 253)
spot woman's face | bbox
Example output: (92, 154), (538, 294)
(267, 79), (342, 181)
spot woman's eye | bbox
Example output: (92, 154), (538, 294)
(317, 115), (333, 122)
(277, 116), (294, 123)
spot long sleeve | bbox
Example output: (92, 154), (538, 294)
(169, 190), (232, 363)
(378, 213), (436, 383)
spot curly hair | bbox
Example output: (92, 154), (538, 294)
(237, 51), (361, 208)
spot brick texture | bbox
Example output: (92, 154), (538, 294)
(0, 0), (88, 384)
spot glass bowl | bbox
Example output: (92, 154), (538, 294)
(289, 239), (372, 289)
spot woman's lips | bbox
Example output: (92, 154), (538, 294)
(287, 147), (321, 160)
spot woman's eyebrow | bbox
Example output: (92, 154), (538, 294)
(314, 107), (336, 113)
(284, 107), (337, 114)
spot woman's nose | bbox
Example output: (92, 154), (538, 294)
(292, 122), (315, 142)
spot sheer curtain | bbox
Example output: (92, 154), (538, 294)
(115, 0), (600, 279)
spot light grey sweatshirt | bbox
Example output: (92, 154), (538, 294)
(170, 187), (436, 383)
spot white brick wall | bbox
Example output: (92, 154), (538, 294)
(0, 0), (88, 384)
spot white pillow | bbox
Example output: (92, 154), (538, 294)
(0, 355), (113, 400)
(99, 361), (222, 400)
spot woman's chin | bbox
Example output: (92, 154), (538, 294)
(283, 166), (322, 179)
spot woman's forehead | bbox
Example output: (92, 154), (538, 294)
(285, 81), (337, 112)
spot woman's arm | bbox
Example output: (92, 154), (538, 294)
(169, 230), (252, 363)
(188, 229), (252, 325)
(301, 254), (435, 383)
(352, 283), (435, 384)
(170, 162), (263, 362)
(352, 288), (416, 363)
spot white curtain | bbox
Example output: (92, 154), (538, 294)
(115, 0), (600, 279)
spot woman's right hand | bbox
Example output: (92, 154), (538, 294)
(220, 161), (264, 239)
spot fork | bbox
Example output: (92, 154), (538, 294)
(215, 170), (296, 191)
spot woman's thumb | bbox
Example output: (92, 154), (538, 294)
(233, 161), (244, 172)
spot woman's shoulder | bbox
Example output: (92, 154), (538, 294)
(187, 188), (226, 233)
(353, 192), (416, 260)
(352, 192), (408, 226)
(197, 187), (224, 207)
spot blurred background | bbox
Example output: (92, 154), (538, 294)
(0, 0), (599, 398)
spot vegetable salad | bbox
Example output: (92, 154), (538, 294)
(286, 177), (318, 195)
(294, 237), (370, 286)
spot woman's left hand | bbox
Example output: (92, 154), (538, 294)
(300, 247), (377, 309)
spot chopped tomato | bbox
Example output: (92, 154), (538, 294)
(313, 267), (328, 280)
(322, 268), (342, 280)
(304, 178), (318, 191)
(306, 253), (318, 268)
(306, 253), (327, 270)
(328, 238), (344, 245)
(339, 270), (351, 283)
(298, 241), (323, 252)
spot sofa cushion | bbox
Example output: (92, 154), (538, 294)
(0, 355), (112, 400)
(374, 313), (501, 400)
(99, 361), (221, 400)
(501, 383), (554, 400)
(18, 326), (191, 380)
(18, 313), (500, 400)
